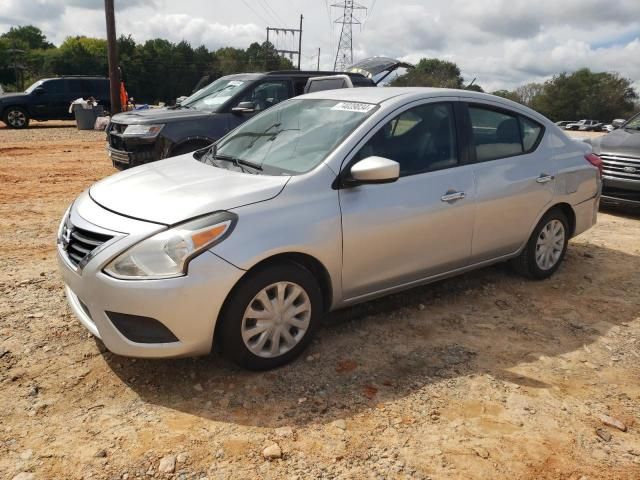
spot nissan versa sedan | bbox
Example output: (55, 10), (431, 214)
(57, 88), (601, 370)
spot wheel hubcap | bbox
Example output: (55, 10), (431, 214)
(7, 110), (26, 127)
(241, 281), (311, 358)
(535, 219), (565, 270)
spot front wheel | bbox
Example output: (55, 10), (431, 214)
(511, 209), (569, 279)
(3, 107), (30, 129)
(217, 262), (322, 370)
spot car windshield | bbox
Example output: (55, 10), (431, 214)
(624, 113), (640, 130)
(199, 99), (378, 175)
(25, 80), (44, 93)
(181, 78), (246, 111)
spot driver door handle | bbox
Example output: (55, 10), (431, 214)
(536, 174), (555, 184)
(441, 191), (466, 203)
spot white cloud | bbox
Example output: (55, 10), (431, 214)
(1, 0), (639, 92)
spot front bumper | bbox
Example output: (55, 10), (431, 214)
(106, 124), (166, 169)
(57, 196), (245, 358)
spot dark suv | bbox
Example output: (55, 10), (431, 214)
(589, 112), (640, 207)
(106, 70), (377, 169)
(0, 76), (110, 128)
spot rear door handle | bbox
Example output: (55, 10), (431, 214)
(441, 191), (466, 203)
(536, 174), (555, 184)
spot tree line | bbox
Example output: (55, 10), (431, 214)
(2, 25), (638, 120)
(0, 25), (293, 104)
(390, 58), (638, 122)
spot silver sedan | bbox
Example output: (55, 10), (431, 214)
(57, 87), (602, 369)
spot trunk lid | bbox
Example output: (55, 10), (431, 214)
(345, 57), (414, 84)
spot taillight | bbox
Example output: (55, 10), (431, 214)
(585, 153), (603, 176)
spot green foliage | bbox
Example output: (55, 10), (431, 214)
(494, 72), (637, 121)
(1, 25), (53, 50)
(0, 24), (294, 103)
(390, 58), (465, 88)
(533, 69), (637, 121)
(390, 57), (484, 92)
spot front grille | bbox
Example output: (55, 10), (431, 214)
(61, 221), (113, 268)
(108, 147), (130, 164)
(110, 122), (127, 134)
(600, 154), (640, 181)
(108, 132), (126, 150)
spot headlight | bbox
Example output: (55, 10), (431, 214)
(104, 212), (237, 280)
(123, 124), (164, 137)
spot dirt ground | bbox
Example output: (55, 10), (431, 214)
(1, 121), (639, 480)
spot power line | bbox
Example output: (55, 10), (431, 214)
(362, 0), (377, 30)
(240, 0), (270, 25)
(257, 0), (286, 26)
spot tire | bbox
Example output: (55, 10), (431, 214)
(217, 262), (323, 370)
(511, 209), (569, 280)
(2, 107), (30, 129)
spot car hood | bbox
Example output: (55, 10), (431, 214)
(110, 107), (212, 125)
(0, 93), (27, 102)
(90, 156), (290, 225)
(593, 128), (640, 158)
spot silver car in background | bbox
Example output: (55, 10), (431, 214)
(57, 88), (601, 369)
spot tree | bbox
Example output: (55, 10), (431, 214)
(533, 69), (637, 121)
(391, 58), (464, 88)
(0, 25), (53, 50)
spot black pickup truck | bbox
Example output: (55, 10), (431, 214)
(589, 112), (640, 207)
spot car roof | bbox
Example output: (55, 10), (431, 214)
(300, 87), (551, 123)
(43, 76), (108, 81)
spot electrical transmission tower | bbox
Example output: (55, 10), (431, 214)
(332, 0), (366, 71)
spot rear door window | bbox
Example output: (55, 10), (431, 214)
(469, 106), (523, 162)
(468, 106), (545, 162)
(67, 79), (85, 96)
(42, 80), (65, 94)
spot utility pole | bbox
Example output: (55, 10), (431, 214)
(104, 0), (121, 114)
(266, 14), (303, 70)
(297, 14), (303, 70)
(317, 47), (321, 70)
(332, 0), (366, 71)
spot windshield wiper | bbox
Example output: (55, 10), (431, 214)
(204, 147), (262, 173)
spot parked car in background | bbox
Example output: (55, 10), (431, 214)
(58, 88), (601, 369)
(587, 113), (640, 206)
(106, 57), (412, 170)
(555, 120), (576, 128)
(565, 119), (603, 131)
(0, 76), (110, 129)
(106, 70), (375, 170)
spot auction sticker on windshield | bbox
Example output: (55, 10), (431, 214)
(331, 102), (375, 113)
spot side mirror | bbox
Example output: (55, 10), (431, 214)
(175, 96), (188, 105)
(612, 119), (626, 129)
(232, 101), (256, 114)
(348, 156), (399, 185)
(33, 87), (45, 95)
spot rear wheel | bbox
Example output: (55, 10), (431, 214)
(218, 262), (322, 370)
(511, 209), (569, 279)
(3, 107), (30, 129)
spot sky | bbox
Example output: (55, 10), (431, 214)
(1, 0), (639, 92)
